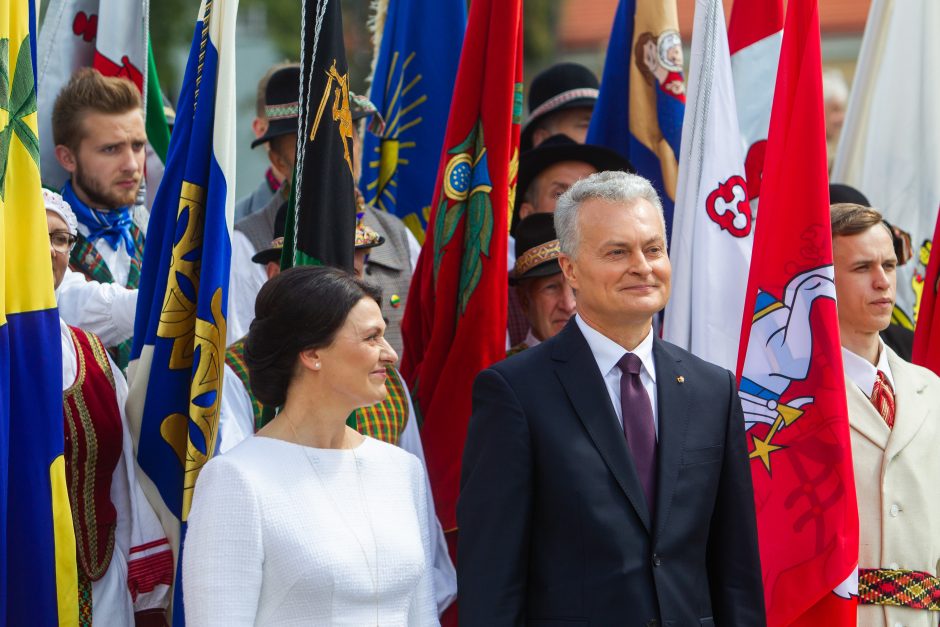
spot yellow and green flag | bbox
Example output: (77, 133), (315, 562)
(1, 0), (78, 624)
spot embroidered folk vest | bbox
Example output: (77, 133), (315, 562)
(63, 326), (123, 584)
(349, 367), (410, 445)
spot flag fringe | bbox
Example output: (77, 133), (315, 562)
(365, 0), (389, 87)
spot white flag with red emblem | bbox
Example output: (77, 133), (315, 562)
(663, 0), (752, 371)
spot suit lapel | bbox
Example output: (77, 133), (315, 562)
(552, 321), (652, 532)
(884, 348), (931, 461)
(651, 339), (691, 539)
(846, 376), (890, 450)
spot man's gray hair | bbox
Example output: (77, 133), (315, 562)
(554, 170), (665, 257)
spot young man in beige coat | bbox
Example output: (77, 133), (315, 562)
(831, 203), (940, 627)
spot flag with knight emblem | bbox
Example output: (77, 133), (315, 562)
(586, 0), (685, 240)
(736, 0), (858, 624)
(399, 0), (523, 534)
(360, 0), (466, 239)
(280, 0), (357, 272)
(2, 0), (79, 623)
(126, 0), (236, 621)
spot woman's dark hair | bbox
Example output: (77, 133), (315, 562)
(245, 266), (382, 407)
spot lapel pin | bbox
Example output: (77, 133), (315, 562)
(676, 375), (685, 384)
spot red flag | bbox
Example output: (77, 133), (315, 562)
(913, 207), (940, 374)
(735, 0), (859, 624)
(399, 0), (523, 533)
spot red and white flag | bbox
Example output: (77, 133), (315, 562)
(736, 0), (858, 624)
(663, 0), (751, 371)
(728, 0), (783, 208)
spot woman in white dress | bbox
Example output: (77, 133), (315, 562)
(183, 266), (438, 626)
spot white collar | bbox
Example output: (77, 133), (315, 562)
(575, 314), (656, 381)
(842, 339), (895, 397)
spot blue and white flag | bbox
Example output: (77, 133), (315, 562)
(360, 0), (466, 239)
(586, 0), (685, 240)
(663, 0), (752, 371)
(126, 0), (237, 621)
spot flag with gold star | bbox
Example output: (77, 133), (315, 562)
(735, 0), (857, 623)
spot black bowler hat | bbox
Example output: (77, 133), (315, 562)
(510, 213), (563, 284)
(251, 66), (301, 149)
(829, 183), (870, 206)
(512, 134), (634, 236)
(251, 201), (288, 265)
(828, 183), (913, 265)
(521, 63), (600, 151)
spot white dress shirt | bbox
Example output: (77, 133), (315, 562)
(842, 339), (895, 398)
(575, 315), (659, 438)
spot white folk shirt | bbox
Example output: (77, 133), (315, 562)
(59, 319), (171, 622)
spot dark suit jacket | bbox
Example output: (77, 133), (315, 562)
(458, 319), (765, 627)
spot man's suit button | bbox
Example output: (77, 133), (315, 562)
(652, 554), (661, 567)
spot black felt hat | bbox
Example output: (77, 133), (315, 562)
(510, 213), (562, 284)
(520, 63), (600, 151)
(829, 183), (871, 206)
(511, 134), (634, 236)
(251, 201), (288, 265)
(251, 66), (301, 149)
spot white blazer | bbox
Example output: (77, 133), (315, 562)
(847, 346), (940, 627)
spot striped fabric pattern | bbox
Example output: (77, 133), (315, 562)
(871, 370), (896, 429)
(224, 338), (264, 431)
(352, 367), (409, 445)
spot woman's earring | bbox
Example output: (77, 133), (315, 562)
(315, 361), (321, 369)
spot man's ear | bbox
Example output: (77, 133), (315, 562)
(55, 144), (78, 174)
(252, 117), (268, 139)
(519, 201), (537, 221)
(531, 127), (552, 148)
(558, 253), (578, 290)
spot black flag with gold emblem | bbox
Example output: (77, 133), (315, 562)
(281, 0), (356, 271)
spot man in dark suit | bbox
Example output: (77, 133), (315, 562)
(458, 171), (766, 626)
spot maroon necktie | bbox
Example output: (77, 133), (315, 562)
(617, 353), (657, 513)
(871, 370), (895, 429)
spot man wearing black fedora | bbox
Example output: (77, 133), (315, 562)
(235, 62), (300, 222)
(227, 65), (301, 340)
(508, 214), (577, 356)
(506, 134), (633, 345)
(512, 134), (634, 235)
(521, 62), (600, 151)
